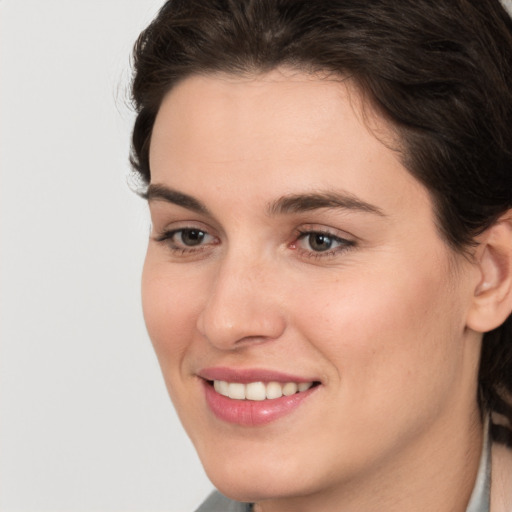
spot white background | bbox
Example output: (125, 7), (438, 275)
(2, 1), (512, 511)
(0, 1), (212, 511)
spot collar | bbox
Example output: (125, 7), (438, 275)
(466, 415), (492, 512)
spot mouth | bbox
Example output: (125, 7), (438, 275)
(210, 379), (318, 401)
(198, 368), (321, 426)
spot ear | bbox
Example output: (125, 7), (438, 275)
(466, 211), (512, 333)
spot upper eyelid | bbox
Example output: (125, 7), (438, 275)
(155, 227), (215, 241)
(152, 219), (217, 235)
(295, 230), (356, 247)
(153, 224), (356, 241)
(149, 212), (224, 237)
(295, 224), (357, 241)
(297, 230), (353, 243)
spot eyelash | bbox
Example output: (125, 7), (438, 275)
(293, 230), (356, 259)
(155, 228), (218, 255)
(154, 227), (356, 259)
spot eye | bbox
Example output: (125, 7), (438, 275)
(175, 228), (209, 247)
(302, 233), (338, 252)
(155, 227), (218, 252)
(294, 230), (355, 257)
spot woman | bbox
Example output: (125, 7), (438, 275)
(129, 1), (512, 511)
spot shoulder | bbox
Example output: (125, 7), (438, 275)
(195, 490), (252, 512)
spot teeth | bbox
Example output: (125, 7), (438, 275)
(282, 382), (298, 396)
(245, 382), (266, 401)
(228, 382), (245, 400)
(266, 381), (283, 399)
(213, 380), (313, 401)
(214, 380), (229, 396)
(298, 382), (312, 392)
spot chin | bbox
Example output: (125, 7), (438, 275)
(199, 447), (323, 504)
(208, 473), (302, 504)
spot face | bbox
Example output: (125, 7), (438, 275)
(143, 70), (481, 505)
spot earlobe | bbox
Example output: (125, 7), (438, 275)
(466, 212), (512, 333)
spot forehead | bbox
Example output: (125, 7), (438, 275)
(152, 69), (391, 144)
(152, 70), (355, 154)
(149, 69), (426, 216)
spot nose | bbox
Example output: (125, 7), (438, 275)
(196, 253), (286, 350)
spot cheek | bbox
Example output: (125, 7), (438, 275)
(141, 257), (204, 375)
(294, 256), (465, 411)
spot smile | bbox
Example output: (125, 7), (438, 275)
(213, 380), (314, 400)
(199, 369), (321, 426)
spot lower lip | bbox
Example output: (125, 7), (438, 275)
(203, 381), (318, 426)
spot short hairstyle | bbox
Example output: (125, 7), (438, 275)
(130, 0), (512, 444)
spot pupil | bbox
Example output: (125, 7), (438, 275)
(181, 230), (205, 246)
(310, 233), (332, 251)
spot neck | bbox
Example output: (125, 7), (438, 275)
(254, 408), (484, 512)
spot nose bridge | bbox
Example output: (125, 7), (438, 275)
(197, 245), (286, 349)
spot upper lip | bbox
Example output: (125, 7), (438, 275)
(198, 366), (320, 384)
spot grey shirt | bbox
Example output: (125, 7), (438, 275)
(195, 491), (252, 512)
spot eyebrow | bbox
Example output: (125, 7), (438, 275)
(268, 191), (385, 217)
(146, 183), (385, 217)
(145, 184), (209, 214)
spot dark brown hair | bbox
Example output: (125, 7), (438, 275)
(130, 0), (512, 443)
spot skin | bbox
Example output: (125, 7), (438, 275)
(143, 69), (486, 512)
